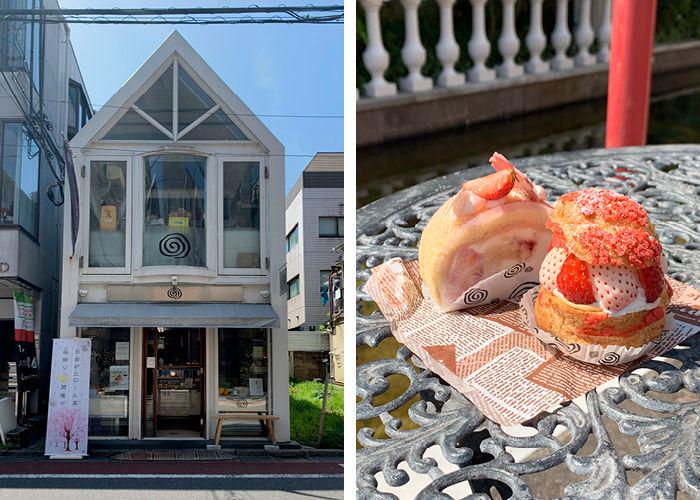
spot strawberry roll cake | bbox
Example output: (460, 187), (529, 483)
(419, 153), (552, 311)
(534, 188), (671, 348)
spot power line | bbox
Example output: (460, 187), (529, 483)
(0, 96), (342, 119)
(0, 6), (344, 25)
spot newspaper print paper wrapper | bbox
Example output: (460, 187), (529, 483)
(439, 261), (542, 312)
(364, 258), (700, 426)
(520, 287), (666, 365)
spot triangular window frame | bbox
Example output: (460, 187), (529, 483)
(102, 58), (250, 142)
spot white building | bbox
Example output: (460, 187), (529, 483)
(285, 153), (343, 378)
(0, 1), (91, 411)
(59, 31), (289, 442)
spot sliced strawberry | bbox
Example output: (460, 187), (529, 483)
(489, 152), (540, 201)
(556, 253), (595, 304)
(638, 262), (663, 303)
(461, 168), (516, 200)
(539, 247), (567, 290)
(589, 265), (640, 312)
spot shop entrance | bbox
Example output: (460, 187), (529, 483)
(142, 328), (205, 438)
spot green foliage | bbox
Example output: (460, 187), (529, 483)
(356, 1), (700, 91)
(289, 380), (343, 449)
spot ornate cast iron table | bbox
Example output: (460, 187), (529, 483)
(356, 146), (700, 499)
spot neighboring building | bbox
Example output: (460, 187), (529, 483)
(59, 32), (289, 442)
(285, 153), (343, 331)
(284, 153), (342, 380)
(0, 2), (92, 411)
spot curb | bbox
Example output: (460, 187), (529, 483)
(0, 448), (342, 459)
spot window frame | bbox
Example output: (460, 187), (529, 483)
(318, 216), (343, 238)
(67, 79), (92, 140)
(217, 156), (266, 276)
(133, 152), (216, 276)
(99, 57), (253, 145)
(82, 155), (133, 275)
(287, 274), (301, 299)
(285, 224), (299, 253)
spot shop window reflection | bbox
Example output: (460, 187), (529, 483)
(82, 328), (130, 437)
(218, 329), (268, 437)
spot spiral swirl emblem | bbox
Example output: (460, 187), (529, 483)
(236, 398), (249, 408)
(167, 286), (182, 300)
(504, 263), (526, 278)
(159, 233), (191, 259)
(464, 288), (488, 305)
(508, 282), (539, 301)
(567, 343), (581, 354)
(600, 352), (621, 365)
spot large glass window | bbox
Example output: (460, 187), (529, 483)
(286, 225), (299, 253)
(319, 216), (343, 237)
(0, 1), (41, 88)
(82, 328), (130, 437)
(89, 161), (127, 268)
(223, 161), (260, 268)
(143, 154), (206, 267)
(218, 329), (268, 437)
(102, 61), (249, 142)
(1, 123), (40, 236)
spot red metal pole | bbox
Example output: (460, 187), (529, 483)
(605, 0), (657, 148)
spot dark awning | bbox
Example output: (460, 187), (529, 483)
(68, 302), (279, 328)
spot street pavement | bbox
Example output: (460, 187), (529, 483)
(0, 456), (344, 499)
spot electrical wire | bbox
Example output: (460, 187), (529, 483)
(0, 6), (344, 25)
(0, 96), (343, 119)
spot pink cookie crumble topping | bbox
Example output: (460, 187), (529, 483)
(562, 188), (649, 226)
(578, 226), (661, 268)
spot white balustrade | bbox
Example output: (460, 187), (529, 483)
(435, 0), (465, 87)
(496, 0), (523, 78)
(574, 0), (596, 66)
(596, 0), (612, 63)
(399, 0), (432, 92)
(525, 0), (547, 74)
(551, 0), (573, 70)
(361, 0), (397, 97)
(467, 0), (495, 82)
(358, 0), (616, 99)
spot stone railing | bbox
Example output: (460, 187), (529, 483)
(358, 0), (611, 98)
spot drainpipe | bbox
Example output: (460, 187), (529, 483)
(605, 0), (657, 147)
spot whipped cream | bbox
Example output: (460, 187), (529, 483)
(550, 286), (660, 317)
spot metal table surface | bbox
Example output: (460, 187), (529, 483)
(356, 146), (700, 499)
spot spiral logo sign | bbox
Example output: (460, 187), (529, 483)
(159, 233), (191, 259)
(599, 352), (621, 365)
(167, 286), (183, 300)
(464, 288), (488, 305)
(504, 263), (526, 278)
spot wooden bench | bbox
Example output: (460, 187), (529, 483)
(213, 413), (279, 445)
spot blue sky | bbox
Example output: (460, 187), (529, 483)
(61, 0), (344, 192)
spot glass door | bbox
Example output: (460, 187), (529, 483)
(142, 328), (205, 437)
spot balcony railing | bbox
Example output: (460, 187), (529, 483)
(358, 0), (611, 98)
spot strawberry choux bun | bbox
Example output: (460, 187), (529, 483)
(534, 188), (671, 348)
(419, 153), (552, 311)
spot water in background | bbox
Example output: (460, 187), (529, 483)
(357, 86), (700, 208)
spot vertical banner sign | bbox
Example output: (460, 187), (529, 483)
(63, 137), (79, 258)
(13, 290), (39, 392)
(45, 338), (91, 458)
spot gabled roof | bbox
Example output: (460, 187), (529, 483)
(70, 30), (283, 154)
